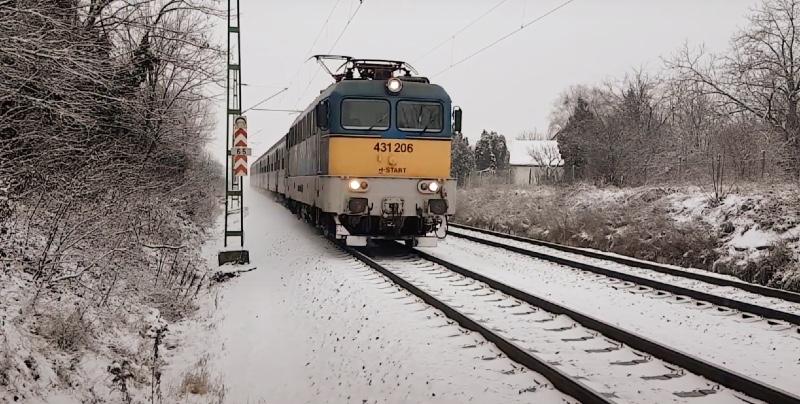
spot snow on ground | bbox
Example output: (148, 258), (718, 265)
(421, 237), (800, 396)
(377, 254), (755, 404)
(1, 241), (156, 404)
(160, 187), (573, 404)
(730, 226), (779, 250)
(665, 186), (800, 255)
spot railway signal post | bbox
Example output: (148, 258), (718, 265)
(219, 0), (250, 265)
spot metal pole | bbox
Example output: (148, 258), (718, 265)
(223, 0), (231, 247)
(236, 0), (244, 247)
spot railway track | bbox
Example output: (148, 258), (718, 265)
(339, 241), (800, 404)
(448, 223), (800, 327)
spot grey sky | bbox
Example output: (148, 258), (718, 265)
(212, 0), (759, 159)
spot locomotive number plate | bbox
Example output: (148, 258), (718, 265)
(372, 141), (414, 153)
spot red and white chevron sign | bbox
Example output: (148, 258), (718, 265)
(233, 155), (248, 176)
(233, 116), (248, 176)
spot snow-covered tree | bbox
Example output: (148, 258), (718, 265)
(0, 1), (224, 378)
(450, 133), (475, 185)
(474, 130), (510, 171)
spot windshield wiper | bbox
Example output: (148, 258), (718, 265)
(365, 112), (389, 132)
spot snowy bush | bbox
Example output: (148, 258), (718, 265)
(39, 312), (91, 353)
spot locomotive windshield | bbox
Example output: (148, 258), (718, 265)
(397, 101), (443, 132)
(341, 99), (390, 130)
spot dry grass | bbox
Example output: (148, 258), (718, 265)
(0, 352), (11, 387)
(181, 370), (210, 395)
(178, 358), (225, 401)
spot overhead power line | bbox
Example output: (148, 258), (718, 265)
(270, 0), (344, 108)
(328, 0), (364, 54)
(242, 87), (289, 114)
(250, 108), (304, 114)
(295, 0), (366, 107)
(286, 0), (344, 88)
(305, 0), (344, 58)
(413, 0), (511, 63)
(431, 0), (576, 78)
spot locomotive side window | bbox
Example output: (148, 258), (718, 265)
(341, 99), (390, 130)
(397, 101), (443, 133)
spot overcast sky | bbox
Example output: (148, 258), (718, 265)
(210, 0), (760, 159)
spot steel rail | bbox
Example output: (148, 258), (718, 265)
(339, 243), (614, 404)
(449, 222), (800, 304)
(447, 226), (800, 327)
(411, 248), (800, 404)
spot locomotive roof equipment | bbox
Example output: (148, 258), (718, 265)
(311, 55), (428, 83)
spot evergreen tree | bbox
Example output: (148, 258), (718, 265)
(556, 97), (596, 179)
(450, 133), (475, 186)
(474, 130), (510, 170)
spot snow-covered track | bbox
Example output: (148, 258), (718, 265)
(341, 244), (612, 404)
(341, 242), (796, 403)
(410, 248), (799, 404)
(448, 223), (800, 327)
(449, 223), (800, 304)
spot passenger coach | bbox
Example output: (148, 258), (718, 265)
(252, 57), (462, 247)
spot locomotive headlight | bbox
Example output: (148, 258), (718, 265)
(386, 78), (403, 93)
(418, 180), (441, 194)
(348, 179), (368, 192)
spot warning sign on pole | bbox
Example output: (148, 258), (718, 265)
(233, 155), (248, 176)
(233, 116), (248, 176)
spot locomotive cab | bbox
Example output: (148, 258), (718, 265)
(256, 57), (461, 247)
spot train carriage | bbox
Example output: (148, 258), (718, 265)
(252, 57), (461, 247)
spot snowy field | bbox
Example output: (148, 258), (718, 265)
(161, 186), (572, 403)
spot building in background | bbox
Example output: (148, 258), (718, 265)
(507, 140), (564, 185)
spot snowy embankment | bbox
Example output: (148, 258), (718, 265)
(455, 184), (800, 291)
(1, 187), (214, 403)
(160, 187), (572, 403)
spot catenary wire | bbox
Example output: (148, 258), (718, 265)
(242, 87), (289, 114)
(413, 0), (511, 63)
(431, 0), (576, 78)
(295, 0), (366, 108)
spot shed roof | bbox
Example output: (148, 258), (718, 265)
(508, 140), (564, 167)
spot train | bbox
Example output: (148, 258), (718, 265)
(251, 57), (461, 247)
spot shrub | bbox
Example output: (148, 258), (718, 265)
(456, 185), (721, 271)
(40, 311), (90, 352)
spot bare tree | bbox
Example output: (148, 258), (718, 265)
(670, 0), (800, 171)
(547, 84), (605, 138)
(528, 141), (563, 183)
(0, 0), (224, 316)
(516, 129), (549, 140)
(555, 71), (669, 186)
